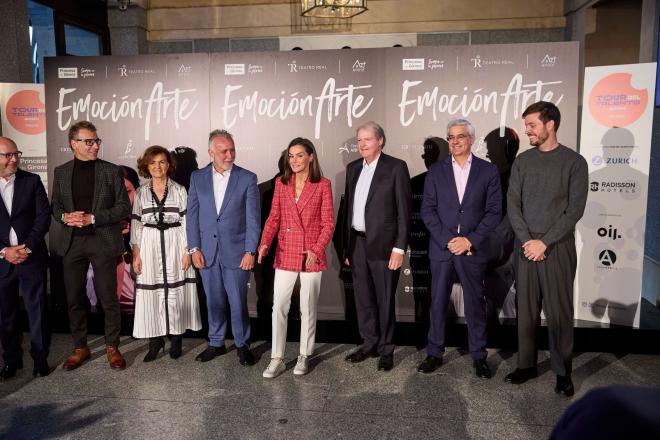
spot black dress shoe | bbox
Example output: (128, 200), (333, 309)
(377, 354), (394, 371)
(474, 359), (492, 379)
(143, 337), (165, 363)
(195, 345), (227, 362)
(345, 349), (378, 363)
(169, 335), (182, 359)
(555, 374), (575, 397)
(0, 360), (23, 380)
(417, 355), (443, 373)
(237, 346), (255, 366)
(33, 361), (51, 378)
(504, 367), (538, 384)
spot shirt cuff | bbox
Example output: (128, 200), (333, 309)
(188, 247), (200, 254)
(392, 247), (405, 255)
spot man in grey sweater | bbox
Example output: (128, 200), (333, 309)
(504, 101), (588, 396)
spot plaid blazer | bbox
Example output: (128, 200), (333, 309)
(49, 159), (131, 257)
(259, 176), (334, 272)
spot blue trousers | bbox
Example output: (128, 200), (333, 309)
(198, 248), (251, 348)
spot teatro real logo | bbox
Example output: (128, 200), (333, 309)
(471, 55), (482, 68)
(224, 64), (245, 75)
(541, 54), (557, 67)
(118, 65), (128, 77)
(58, 67), (78, 79)
(352, 60), (366, 72)
(287, 61), (327, 73)
(402, 58), (425, 71)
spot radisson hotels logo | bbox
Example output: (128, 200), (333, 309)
(590, 180), (637, 193)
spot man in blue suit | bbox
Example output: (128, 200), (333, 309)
(187, 129), (260, 366)
(418, 119), (502, 378)
(0, 137), (51, 379)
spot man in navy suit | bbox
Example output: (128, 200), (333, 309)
(418, 119), (501, 378)
(0, 137), (51, 379)
(187, 129), (260, 366)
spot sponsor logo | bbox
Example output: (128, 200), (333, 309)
(597, 225), (622, 241)
(402, 58), (425, 71)
(590, 180), (637, 193)
(80, 68), (95, 79)
(338, 141), (357, 154)
(5, 90), (46, 135)
(470, 55), (514, 68)
(352, 60), (366, 72)
(598, 249), (617, 267)
(287, 61), (328, 73)
(247, 64), (264, 74)
(588, 73), (648, 127)
(118, 140), (137, 160)
(593, 155), (638, 166)
(58, 67), (78, 79)
(224, 64), (245, 75)
(410, 231), (426, 238)
(541, 54), (557, 67)
(428, 58), (445, 70)
(178, 64), (192, 76)
(404, 286), (428, 294)
(117, 65), (155, 77)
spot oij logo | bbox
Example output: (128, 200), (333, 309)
(597, 225), (621, 241)
(598, 249), (617, 267)
(470, 55), (482, 68)
(118, 65), (128, 77)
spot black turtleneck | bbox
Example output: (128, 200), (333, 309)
(72, 158), (96, 235)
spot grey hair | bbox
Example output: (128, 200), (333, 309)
(446, 119), (475, 137)
(356, 121), (386, 148)
(208, 129), (235, 148)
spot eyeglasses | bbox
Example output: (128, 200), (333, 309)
(75, 138), (102, 147)
(447, 134), (470, 142)
(0, 151), (22, 160)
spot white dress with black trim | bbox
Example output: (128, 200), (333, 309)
(130, 179), (201, 338)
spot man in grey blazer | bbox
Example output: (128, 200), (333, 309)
(50, 121), (131, 371)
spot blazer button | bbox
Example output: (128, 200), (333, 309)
(287, 228), (291, 232)
(459, 209), (464, 213)
(213, 235), (217, 238)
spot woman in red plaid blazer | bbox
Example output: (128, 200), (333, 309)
(257, 137), (334, 378)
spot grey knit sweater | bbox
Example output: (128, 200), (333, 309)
(507, 144), (588, 246)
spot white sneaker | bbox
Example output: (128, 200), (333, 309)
(293, 355), (308, 376)
(262, 359), (285, 378)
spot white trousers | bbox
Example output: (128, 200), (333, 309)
(271, 269), (322, 359)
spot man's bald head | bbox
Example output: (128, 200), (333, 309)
(0, 136), (20, 179)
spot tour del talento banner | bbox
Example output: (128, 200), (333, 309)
(45, 42), (579, 320)
(576, 63), (656, 328)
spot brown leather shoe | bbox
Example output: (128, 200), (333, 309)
(62, 347), (91, 371)
(106, 346), (126, 370)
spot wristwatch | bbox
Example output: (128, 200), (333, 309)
(246, 251), (256, 256)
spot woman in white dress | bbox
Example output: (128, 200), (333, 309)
(131, 146), (201, 361)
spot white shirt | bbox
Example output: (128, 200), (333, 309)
(0, 174), (18, 246)
(212, 165), (231, 215)
(452, 153), (473, 204)
(351, 154), (404, 255)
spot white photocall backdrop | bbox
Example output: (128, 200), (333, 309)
(576, 63), (656, 328)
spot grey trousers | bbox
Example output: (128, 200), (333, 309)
(516, 234), (576, 376)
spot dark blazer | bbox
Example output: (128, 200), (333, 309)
(49, 159), (131, 257)
(421, 155), (502, 263)
(0, 169), (50, 277)
(342, 153), (412, 261)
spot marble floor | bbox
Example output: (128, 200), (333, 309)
(1, 334), (660, 439)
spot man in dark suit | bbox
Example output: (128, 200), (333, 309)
(342, 121), (411, 371)
(417, 119), (501, 378)
(0, 137), (51, 379)
(50, 121), (131, 371)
